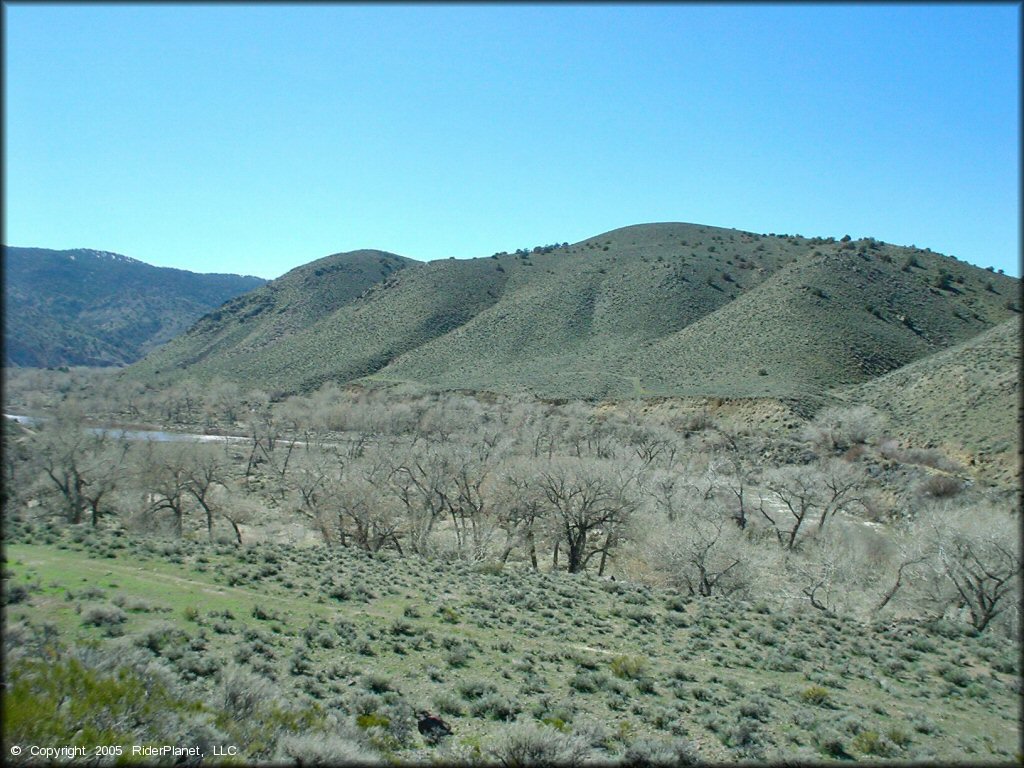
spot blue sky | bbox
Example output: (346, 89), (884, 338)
(4, 3), (1019, 279)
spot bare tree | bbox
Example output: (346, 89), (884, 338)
(138, 443), (192, 538)
(33, 405), (128, 526)
(537, 459), (636, 574)
(182, 444), (230, 540)
(926, 503), (1020, 632)
(803, 405), (885, 455)
(495, 464), (546, 569)
(648, 500), (757, 598)
(759, 459), (864, 549)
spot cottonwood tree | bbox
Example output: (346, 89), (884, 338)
(387, 442), (498, 560)
(802, 405), (885, 456)
(924, 503), (1020, 632)
(33, 405), (128, 526)
(537, 459), (636, 574)
(334, 459), (404, 553)
(138, 443), (192, 538)
(780, 521), (882, 615)
(707, 448), (763, 530)
(182, 444), (231, 541)
(204, 379), (243, 425)
(387, 442), (454, 557)
(494, 463), (546, 569)
(759, 459), (864, 549)
(647, 499), (758, 598)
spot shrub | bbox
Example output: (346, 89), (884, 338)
(458, 679), (496, 701)
(364, 674), (394, 694)
(5, 654), (203, 751)
(136, 618), (188, 655)
(433, 691), (463, 716)
(610, 655), (648, 680)
(489, 722), (591, 767)
(799, 685), (831, 707)
(624, 736), (700, 765)
(469, 691), (518, 721)
(273, 732), (378, 764)
(446, 644), (471, 668)
(3, 583), (29, 605)
(219, 664), (277, 717)
(738, 695), (771, 722)
(571, 671), (609, 693)
(852, 730), (898, 757)
(918, 473), (964, 498)
(80, 603), (127, 628)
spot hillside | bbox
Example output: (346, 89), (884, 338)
(847, 318), (1021, 486)
(4, 522), (1019, 763)
(129, 223), (1019, 405)
(3, 247), (266, 367)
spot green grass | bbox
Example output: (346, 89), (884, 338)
(4, 523), (1019, 764)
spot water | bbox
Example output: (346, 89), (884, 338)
(4, 414), (247, 444)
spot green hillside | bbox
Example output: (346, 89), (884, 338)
(848, 318), (1021, 486)
(128, 223), (1019, 406)
(149, 250), (416, 372)
(3, 247), (266, 367)
(5, 523), (1019, 764)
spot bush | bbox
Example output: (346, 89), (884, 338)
(623, 735), (700, 765)
(799, 685), (831, 707)
(274, 732), (378, 764)
(852, 730), (898, 757)
(610, 655), (648, 680)
(136, 622), (189, 656)
(5, 654), (202, 750)
(489, 722), (591, 767)
(3, 583), (29, 605)
(570, 670), (609, 693)
(433, 691), (463, 716)
(469, 691), (518, 721)
(458, 679), (496, 700)
(918, 473), (964, 498)
(80, 602), (127, 628)
(219, 664), (277, 717)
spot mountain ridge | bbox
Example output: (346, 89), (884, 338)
(127, 222), (1019, 410)
(3, 246), (267, 367)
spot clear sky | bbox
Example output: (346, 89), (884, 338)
(4, 3), (1020, 279)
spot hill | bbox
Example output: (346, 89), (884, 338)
(847, 318), (1021, 486)
(3, 247), (266, 367)
(129, 223), (1019, 406)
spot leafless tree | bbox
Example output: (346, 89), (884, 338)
(759, 459), (864, 549)
(138, 443), (192, 538)
(648, 500), (757, 597)
(33, 405), (128, 526)
(537, 459), (636, 574)
(926, 503), (1020, 632)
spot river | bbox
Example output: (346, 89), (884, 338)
(3, 413), (249, 444)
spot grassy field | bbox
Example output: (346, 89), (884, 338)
(5, 521), (1019, 764)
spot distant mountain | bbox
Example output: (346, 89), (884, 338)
(129, 223), (1019, 408)
(3, 247), (267, 367)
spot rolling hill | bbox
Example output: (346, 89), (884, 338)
(3, 247), (266, 367)
(847, 318), (1020, 485)
(129, 223), (1019, 408)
